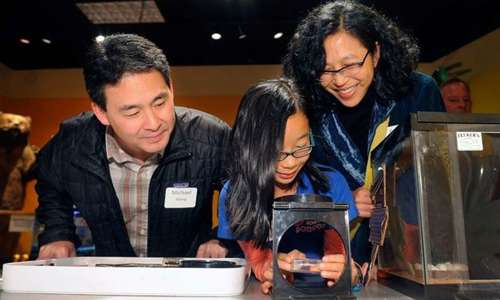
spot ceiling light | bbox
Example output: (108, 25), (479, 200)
(273, 32), (283, 39)
(20, 38), (30, 44)
(211, 33), (222, 40)
(237, 25), (246, 40)
(42, 38), (51, 44)
(95, 35), (105, 43)
(76, 1), (165, 24)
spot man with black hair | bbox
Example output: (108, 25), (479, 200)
(35, 34), (230, 259)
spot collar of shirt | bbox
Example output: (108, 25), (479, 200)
(297, 171), (313, 194)
(105, 126), (163, 166)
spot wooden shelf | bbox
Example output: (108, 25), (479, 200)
(0, 210), (33, 216)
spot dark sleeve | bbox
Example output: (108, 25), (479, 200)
(216, 182), (244, 257)
(390, 73), (446, 127)
(210, 123), (231, 241)
(202, 117), (231, 244)
(34, 130), (78, 247)
(414, 73), (446, 112)
(213, 122), (231, 191)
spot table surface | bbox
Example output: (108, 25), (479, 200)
(0, 277), (413, 300)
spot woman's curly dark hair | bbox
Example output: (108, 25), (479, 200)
(283, 0), (420, 114)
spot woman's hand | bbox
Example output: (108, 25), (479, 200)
(362, 262), (377, 284)
(351, 260), (375, 287)
(353, 187), (374, 218)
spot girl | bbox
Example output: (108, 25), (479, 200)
(217, 78), (361, 294)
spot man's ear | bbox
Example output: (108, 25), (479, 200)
(91, 102), (110, 126)
(168, 78), (175, 104)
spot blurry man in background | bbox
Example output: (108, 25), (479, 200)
(440, 78), (472, 113)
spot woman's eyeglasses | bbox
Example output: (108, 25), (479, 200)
(320, 50), (370, 80)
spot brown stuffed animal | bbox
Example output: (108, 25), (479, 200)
(0, 112), (38, 210)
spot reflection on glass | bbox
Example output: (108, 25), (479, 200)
(459, 133), (500, 279)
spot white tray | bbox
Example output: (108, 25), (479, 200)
(2, 257), (249, 296)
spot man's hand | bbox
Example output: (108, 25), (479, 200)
(196, 239), (228, 258)
(353, 187), (374, 218)
(37, 240), (76, 260)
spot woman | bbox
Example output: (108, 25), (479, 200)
(217, 78), (361, 294)
(283, 0), (445, 264)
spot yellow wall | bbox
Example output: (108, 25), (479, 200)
(469, 67), (500, 113)
(418, 28), (500, 113)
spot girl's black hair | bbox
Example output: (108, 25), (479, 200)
(227, 78), (328, 247)
(283, 0), (419, 115)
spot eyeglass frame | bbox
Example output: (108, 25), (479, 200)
(319, 50), (370, 79)
(277, 134), (316, 161)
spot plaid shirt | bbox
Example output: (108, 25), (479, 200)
(105, 128), (161, 257)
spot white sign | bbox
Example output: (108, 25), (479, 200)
(456, 132), (483, 151)
(8, 214), (35, 232)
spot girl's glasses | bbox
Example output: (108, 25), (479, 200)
(277, 145), (313, 161)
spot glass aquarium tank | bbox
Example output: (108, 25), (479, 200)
(374, 112), (500, 290)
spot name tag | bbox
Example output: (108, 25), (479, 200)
(164, 187), (197, 208)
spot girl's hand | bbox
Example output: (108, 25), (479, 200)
(260, 280), (273, 295)
(278, 249), (306, 284)
(260, 249), (306, 294)
(277, 249), (306, 272)
(318, 254), (346, 287)
(260, 259), (273, 294)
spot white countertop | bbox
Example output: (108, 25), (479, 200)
(0, 278), (413, 300)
